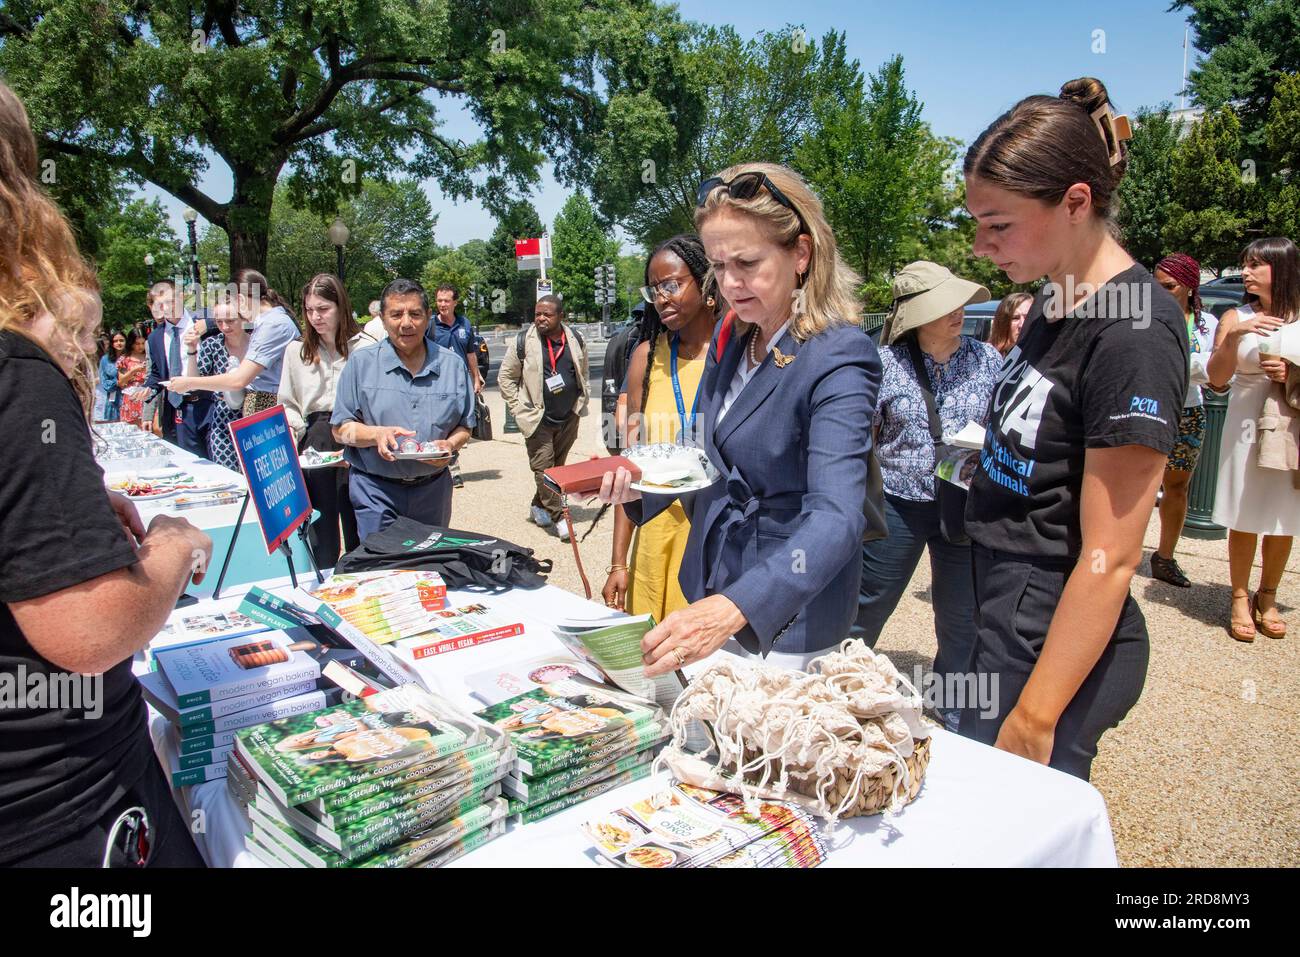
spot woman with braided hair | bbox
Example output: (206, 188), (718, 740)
(600, 235), (721, 618)
(1148, 252), (1218, 588)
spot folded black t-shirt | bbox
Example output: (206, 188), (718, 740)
(965, 264), (1188, 560)
(0, 330), (152, 862)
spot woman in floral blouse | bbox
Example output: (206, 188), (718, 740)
(116, 327), (150, 427)
(855, 261), (1003, 731)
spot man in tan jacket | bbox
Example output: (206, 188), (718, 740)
(498, 295), (590, 541)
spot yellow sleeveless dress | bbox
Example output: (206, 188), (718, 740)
(627, 336), (705, 621)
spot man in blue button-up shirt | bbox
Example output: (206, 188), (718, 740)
(331, 278), (475, 540)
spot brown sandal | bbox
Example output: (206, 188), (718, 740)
(1230, 591), (1257, 643)
(1252, 589), (1288, 639)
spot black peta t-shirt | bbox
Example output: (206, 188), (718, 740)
(965, 264), (1188, 560)
(0, 330), (152, 862)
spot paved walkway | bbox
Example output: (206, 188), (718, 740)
(451, 366), (1298, 867)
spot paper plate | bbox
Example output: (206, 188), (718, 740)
(625, 444), (719, 495)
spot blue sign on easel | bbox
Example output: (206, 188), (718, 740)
(213, 405), (318, 599)
(230, 405), (313, 552)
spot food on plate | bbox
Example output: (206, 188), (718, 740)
(626, 444), (710, 489)
(625, 845), (676, 868)
(591, 820), (633, 851)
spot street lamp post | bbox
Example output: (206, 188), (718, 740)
(144, 252), (155, 288)
(182, 207), (201, 315)
(328, 217), (350, 283)
(205, 264), (219, 313)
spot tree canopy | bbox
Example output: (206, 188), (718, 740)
(1, 0), (701, 273)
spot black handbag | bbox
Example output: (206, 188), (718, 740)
(336, 517), (552, 591)
(904, 335), (969, 546)
(471, 392), (493, 441)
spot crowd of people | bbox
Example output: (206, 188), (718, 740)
(0, 68), (1296, 868)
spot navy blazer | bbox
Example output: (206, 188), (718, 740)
(145, 321), (214, 414)
(628, 320), (882, 655)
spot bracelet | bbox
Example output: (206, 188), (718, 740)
(186, 351), (197, 356)
(605, 564), (628, 573)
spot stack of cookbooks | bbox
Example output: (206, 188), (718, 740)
(236, 684), (513, 868)
(138, 628), (350, 789)
(581, 782), (827, 868)
(474, 675), (668, 824)
(308, 570), (525, 664)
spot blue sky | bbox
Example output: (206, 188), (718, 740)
(142, 0), (1196, 251)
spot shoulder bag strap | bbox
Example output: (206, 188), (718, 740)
(904, 334), (943, 445)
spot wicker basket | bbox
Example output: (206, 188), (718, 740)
(774, 734), (931, 818)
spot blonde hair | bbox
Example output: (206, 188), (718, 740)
(694, 162), (862, 340)
(0, 81), (101, 413)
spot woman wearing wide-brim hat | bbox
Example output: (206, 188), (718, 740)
(855, 261), (1003, 731)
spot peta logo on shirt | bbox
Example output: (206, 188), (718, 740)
(1129, 396), (1160, 416)
(990, 346), (1057, 451)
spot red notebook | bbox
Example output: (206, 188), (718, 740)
(543, 456), (642, 496)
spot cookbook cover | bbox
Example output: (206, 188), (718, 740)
(475, 679), (662, 777)
(154, 631), (322, 708)
(235, 684), (477, 806)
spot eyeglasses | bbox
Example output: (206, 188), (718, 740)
(639, 278), (692, 303)
(697, 172), (808, 234)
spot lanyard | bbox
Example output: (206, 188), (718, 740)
(546, 331), (566, 372)
(669, 334), (702, 443)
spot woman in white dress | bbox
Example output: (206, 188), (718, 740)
(1207, 237), (1299, 642)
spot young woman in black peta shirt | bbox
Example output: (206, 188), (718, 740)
(959, 77), (1188, 779)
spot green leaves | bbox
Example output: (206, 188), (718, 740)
(1118, 108), (1183, 267)
(551, 193), (616, 317)
(3, 0), (699, 272)
(1164, 106), (1257, 269)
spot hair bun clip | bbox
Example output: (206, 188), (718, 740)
(1091, 104), (1133, 167)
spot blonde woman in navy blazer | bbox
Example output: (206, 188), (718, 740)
(600, 163), (882, 677)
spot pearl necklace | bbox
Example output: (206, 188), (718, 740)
(748, 329), (763, 368)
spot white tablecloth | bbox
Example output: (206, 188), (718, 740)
(148, 577), (1118, 868)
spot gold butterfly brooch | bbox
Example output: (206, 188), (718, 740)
(772, 346), (796, 368)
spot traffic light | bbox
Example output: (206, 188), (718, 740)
(594, 264), (617, 306)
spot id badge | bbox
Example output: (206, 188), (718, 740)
(545, 373), (566, 394)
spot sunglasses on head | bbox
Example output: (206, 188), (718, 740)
(697, 172), (808, 234)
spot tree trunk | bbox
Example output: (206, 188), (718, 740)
(225, 167), (281, 275)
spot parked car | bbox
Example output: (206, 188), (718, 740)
(1199, 284), (1244, 319)
(962, 300), (998, 342)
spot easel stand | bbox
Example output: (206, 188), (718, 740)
(212, 492), (324, 600)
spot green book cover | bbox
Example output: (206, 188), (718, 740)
(240, 587), (322, 632)
(317, 746), (512, 829)
(179, 729), (239, 755)
(475, 680), (662, 777)
(309, 741), (502, 813)
(511, 761), (653, 824)
(418, 816), (506, 869)
(508, 742), (662, 808)
(250, 793), (505, 868)
(175, 743), (234, 771)
(326, 784), (501, 859)
(235, 684), (476, 806)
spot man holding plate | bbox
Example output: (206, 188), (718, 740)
(331, 278), (475, 540)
